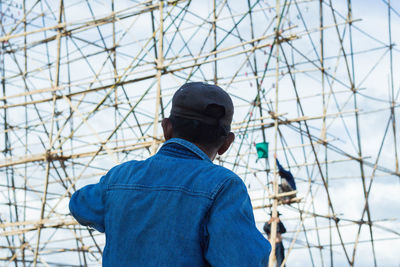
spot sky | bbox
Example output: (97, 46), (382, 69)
(0, 0), (399, 266)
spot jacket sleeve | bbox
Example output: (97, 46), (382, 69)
(204, 176), (271, 266)
(69, 175), (107, 233)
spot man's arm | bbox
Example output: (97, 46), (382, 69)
(276, 159), (296, 190)
(204, 176), (271, 266)
(69, 176), (107, 233)
(278, 221), (287, 234)
(263, 221), (271, 235)
(276, 158), (284, 172)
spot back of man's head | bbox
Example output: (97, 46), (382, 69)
(168, 82), (234, 150)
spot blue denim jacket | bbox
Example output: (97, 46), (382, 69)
(69, 138), (271, 266)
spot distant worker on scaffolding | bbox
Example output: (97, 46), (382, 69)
(274, 154), (296, 202)
(264, 212), (287, 267)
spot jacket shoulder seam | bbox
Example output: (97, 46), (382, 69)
(210, 175), (239, 199)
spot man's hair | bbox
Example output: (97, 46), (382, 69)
(169, 104), (229, 148)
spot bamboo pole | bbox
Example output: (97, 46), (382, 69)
(151, 1), (164, 155)
(33, 1), (64, 265)
(269, 1), (281, 266)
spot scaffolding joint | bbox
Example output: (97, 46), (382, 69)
(268, 111), (278, 120)
(332, 216), (340, 224)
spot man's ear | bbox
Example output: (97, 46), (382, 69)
(217, 132), (235, 156)
(162, 118), (173, 141)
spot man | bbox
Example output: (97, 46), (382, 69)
(263, 213), (286, 267)
(69, 82), (271, 266)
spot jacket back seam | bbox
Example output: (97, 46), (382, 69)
(107, 184), (214, 200)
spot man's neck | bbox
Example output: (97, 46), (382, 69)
(193, 142), (217, 161)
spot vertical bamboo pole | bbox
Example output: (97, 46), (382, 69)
(112, 0), (120, 163)
(387, 0), (398, 173)
(320, 2), (326, 143)
(1, 1), (18, 266)
(23, 0), (28, 265)
(213, 0), (217, 84)
(33, 1), (63, 266)
(346, 0), (377, 265)
(319, 1), (329, 266)
(247, 0), (269, 171)
(269, 1), (281, 266)
(151, 0), (164, 155)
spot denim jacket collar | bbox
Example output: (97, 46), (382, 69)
(161, 138), (212, 163)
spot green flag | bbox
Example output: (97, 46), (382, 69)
(256, 142), (269, 159)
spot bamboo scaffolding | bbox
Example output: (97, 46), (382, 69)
(0, 0), (398, 266)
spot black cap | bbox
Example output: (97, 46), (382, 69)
(170, 82), (234, 131)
